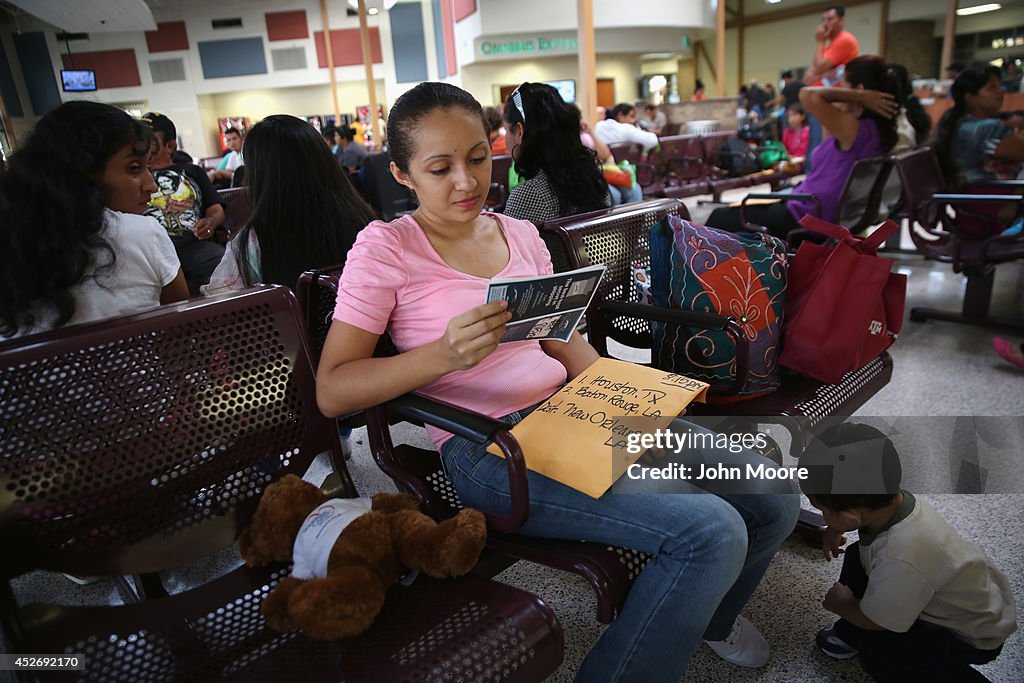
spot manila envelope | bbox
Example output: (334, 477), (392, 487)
(487, 358), (709, 498)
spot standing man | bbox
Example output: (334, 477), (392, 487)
(207, 127), (244, 187)
(804, 5), (859, 87)
(143, 112), (226, 290)
(768, 71), (804, 137)
(802, 5), (859, 171)
(780, 70), (804, 109)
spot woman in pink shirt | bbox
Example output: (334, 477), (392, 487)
(315, 82), (798, 683)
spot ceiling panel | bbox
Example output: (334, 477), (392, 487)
(7, 0), (157, 32)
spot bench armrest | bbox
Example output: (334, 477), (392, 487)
(931, 193), (1024, 203)
(383, 393), (530, 533)
(740, 193), (821, 233)
(596, 300), (750, 396)
(927, 193), (1023, 243)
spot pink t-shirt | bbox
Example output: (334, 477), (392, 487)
(333, 213), (568, 447)
(783, 126), (809, 158)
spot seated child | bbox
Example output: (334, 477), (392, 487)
(782, 102), (809, 159)
(801, 423), (1017, 682)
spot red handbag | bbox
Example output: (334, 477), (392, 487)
(778, 215), (906, 384)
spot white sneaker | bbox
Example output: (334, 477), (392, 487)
(704, 615), (770, 668)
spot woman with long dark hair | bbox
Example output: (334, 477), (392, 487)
(315, 81), (798, 683)
(0, 101), (187, 339)
(933, 64), (1024, 189)
(202, 115), (377, 293)
(706, 55), (899, 238)
(501, 82), (610, 226)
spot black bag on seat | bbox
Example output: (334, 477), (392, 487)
(718, 138), (759, 177)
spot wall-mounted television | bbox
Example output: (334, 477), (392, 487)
(545, 79), (576, 103)
(61, 69), (97, 92)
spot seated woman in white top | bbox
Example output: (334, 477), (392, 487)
(594, 102), (660, 153)
(0, 101), (187, 339)
(202, 115), (376, 295)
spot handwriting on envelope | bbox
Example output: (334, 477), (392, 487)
(486, 358), (709, 498)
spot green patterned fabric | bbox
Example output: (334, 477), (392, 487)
(650, 215), (788, 397)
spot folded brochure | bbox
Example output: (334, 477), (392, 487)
(486, 357), (709, 498)
(486, 264), (606, 343)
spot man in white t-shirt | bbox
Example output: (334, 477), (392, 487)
(208, 127), (244, 187)
(801, 423), (1017, 681)
(594, 103), (660, 153)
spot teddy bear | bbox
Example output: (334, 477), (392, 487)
(239, 474), (487, 640)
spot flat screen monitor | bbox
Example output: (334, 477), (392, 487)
(545, 79), (575, 103)
(61, 69), (97, 92)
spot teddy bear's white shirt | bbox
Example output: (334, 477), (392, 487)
(291, 497), (374, 580)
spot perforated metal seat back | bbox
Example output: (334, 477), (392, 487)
(546, 198), (687, 349)
(895, 147), (946, 229)
(0, 286), (337, 575)
(490, 154), (513, 188)
(218, 187), (252, 240)
(14, 559), (562, 682)
(836, 156), (890, 232)
(608, 142), (645, 165)
(296, 266), (344, 366)
(701, 131), (735, 166)
(656, 135), (705, 178)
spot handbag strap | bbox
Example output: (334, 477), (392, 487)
(798, 214), (852, 241)
(798, 214), (899, 253)
(859, 219), (900, 252)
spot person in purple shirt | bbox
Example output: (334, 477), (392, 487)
(707, 56), (899, 239)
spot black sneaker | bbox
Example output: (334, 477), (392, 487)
(816, 627), (858, 659)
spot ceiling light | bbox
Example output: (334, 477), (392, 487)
(766, 0), (782, 4)
(957, 3), (1001, 15)
(368, 7), (379, 15)
(347, 0), (397, 11)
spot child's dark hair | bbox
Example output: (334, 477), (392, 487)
(482, 106), (502, 136)
(386, 82), (486, 173)
(608, 102), (636, 120)
(799, 422), (902, 511)
(0, 101), (151, 336)
(786, 102), (807, 118)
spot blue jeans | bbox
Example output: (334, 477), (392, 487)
(441, 409), (800, 683)
(608, 182), (643, 206)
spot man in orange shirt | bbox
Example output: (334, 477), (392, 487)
(804, 5), (859, 87)
(802, 5), (859, 171)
